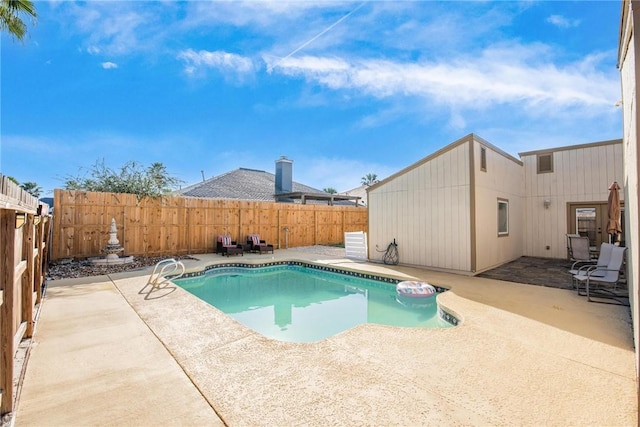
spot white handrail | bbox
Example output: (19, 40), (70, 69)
(145, 258), (186, 290)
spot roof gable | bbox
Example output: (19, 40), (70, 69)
(368, 133), (486, 192)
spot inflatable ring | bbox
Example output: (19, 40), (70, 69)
(396, 281), (437, 298)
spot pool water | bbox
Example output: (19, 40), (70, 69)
(175, 264), (453, 342)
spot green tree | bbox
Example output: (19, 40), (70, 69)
(323, 187), (337, 194)
(64, 159), (183, 198)
(20, 181), (42, 198)
(0, 0), (37, 42)
(361, 173), (378, 186)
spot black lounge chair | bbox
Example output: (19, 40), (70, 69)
(247, 234), (274, 254)
(216, 235), (244, 257)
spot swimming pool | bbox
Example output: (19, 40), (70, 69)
(175, 263), (455, 342)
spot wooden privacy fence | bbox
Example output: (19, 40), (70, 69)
(52, 189), (368, 260)
(0, 175), (51, 417)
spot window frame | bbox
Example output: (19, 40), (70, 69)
(480, 146), (487, 172)
(536, 153), (553, 174)
(497, 198), (509, 237)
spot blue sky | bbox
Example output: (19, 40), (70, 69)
(2, 1), (623, 198)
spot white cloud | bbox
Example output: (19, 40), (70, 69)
(267, 55), (350, 79)
(547, 15), (580, 29)
(60, 2), (167, 56)
(267, 42), (618, 117)
(177, 49), (256, 78)
(182, 1), (341, 29)
(101, 61), (118, 69)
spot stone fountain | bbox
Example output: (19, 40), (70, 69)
(90, 218), (134, 265)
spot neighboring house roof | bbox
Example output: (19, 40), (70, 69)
(340, 184), (370, 206)
(174, 168), (326, 202)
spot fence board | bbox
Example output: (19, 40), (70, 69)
(1, 210), (16, 414)
(52, 190), (368, 259)
(0, 174), (50, 417)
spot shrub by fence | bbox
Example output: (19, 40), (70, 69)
(52, 189), (368, 260)
(0, 174), (51, 416)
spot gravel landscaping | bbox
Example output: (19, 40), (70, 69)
(46, 255), (198, 280)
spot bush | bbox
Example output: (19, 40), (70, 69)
(64, 160), (183, 198)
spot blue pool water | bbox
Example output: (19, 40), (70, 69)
(175, 264), (453, 343)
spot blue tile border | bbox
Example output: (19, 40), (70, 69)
(439, 308), (459, 326)
(176, 260), (458, 326)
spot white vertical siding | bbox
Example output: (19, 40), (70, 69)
(473, 140), (524, 272)
(521, 141), (623, 258)
(368, 134), (622, 274)
(368, 141), (471, 272)
(618, 1), (639, 377)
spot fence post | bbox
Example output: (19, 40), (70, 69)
(238, 207), (243, 245)
(342, 210), (345, 238)
(0, 210), (17, 416)
(34, 218), (44, 304)
(314, 210), (318, 246)
(38, 218), (51, 303)
(277, 209), (281, 249)
(22, 215), (35, 338)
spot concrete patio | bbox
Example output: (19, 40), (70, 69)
(13, 248), (637, 426)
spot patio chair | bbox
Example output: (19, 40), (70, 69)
(570, 243), (614, 293)
(567, 234), (593, 265)
(216, 235), (244, 257)
(566, 233), (580, 257)
(572, 245), (628, 305)
(247, 234), (274, 254)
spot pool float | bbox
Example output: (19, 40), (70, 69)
(396, 281), (436, 298)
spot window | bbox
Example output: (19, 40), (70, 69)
(575, 207), (596, 246)
(498, 199), (509, 236)
(537, 153), (553, 173)
(480, 146), (487, 172)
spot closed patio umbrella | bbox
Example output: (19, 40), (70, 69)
(607, 181), (622, 243)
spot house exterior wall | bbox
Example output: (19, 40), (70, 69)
(520, 140), (624, 259)
(473, 140), (524, 273)
(369, 135), (621, 275)
(367, 138), (472, 272)
(618, 0), (640, 396)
